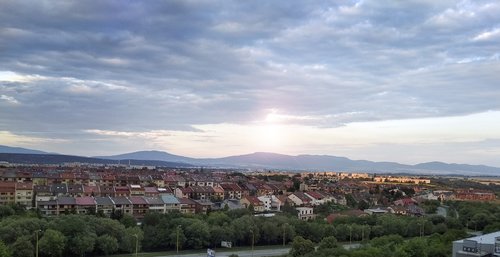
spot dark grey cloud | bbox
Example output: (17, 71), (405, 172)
(1, 0), (500, 159)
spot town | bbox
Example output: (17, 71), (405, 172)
(0, 164), (496, 219)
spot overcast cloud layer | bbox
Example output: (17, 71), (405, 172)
(1, 0), (500, 166)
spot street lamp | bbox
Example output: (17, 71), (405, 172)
(176, 225), (182, 254)
(349, 226), (352, 245)
(282, 223), (288, 247)
(133, 234), (138, 257)
(250, 229), (254, 257)
(35, 229), (41, 257)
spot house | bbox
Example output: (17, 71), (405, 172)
(212, 186), (225, 201)
(157, 187), (173, 195)
(455, 190), (496, 201)
(110, 197), (133, 215)
(95, 196), (115, 216)
(60, 172), (75, 184)
(129, 196), (149, 218)
(75, 196), (96, 214)
(57, 196), (76, 214)
(115, 186), (130, 197)
(67, 184), (84, 197)
(194, 200), (213, 214)
(220, 183), (243, 199)
(37, 200), (58, 216)
(143, 196), (165, 213)
(74, 173), (89, 185)
(83, 185), (99, 197)
(257, 195), (282, 212)
(88, 173), (102, 186)
(129, 185), (145, 196)
(305, 191), (328, 205)
(0, 181), (16, 205)
(288, 192), (311, 206)
(151, 175), (165, 188)
(34, 185), (53, 203)
(32, 172), (48, 186)
(160, 194), (181, 213)
(190, 186), (215, 200)
(394, 198), (416, 206)
(296, 207), (315, 221)
(241, 196), (265, 212)
(144, 187), (159, 196)
(51, 184), (68, 196)
(15, 182), (33, 207)
(178, 198), (196, 214)
(175, 187), (193, 199)
(99, 186), (115, 197)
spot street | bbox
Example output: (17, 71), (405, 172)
(159, 248), (290, 257)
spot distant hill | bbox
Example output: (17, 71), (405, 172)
(96, 150), (195, 164)
(3, 145), (500, 175)
(100, 150), (500, 176)
(0, 153), (193, 167)
(0, 145), (51, 155)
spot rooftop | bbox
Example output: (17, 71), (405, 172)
(454, 231), (500, 244)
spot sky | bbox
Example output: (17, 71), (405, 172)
(1, 0), (500, 166)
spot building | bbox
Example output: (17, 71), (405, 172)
(452, 231), (500, 257)
(296, 207), (315, 221)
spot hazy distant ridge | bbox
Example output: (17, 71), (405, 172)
(2, 145), (500, 175)
(97, 150), (500, 175)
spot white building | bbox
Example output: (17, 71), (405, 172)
(296, 207), (315, 221)
(452, 231), (500, 257)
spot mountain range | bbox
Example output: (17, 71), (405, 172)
(1, 145), (500, 175)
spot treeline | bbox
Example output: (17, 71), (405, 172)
(0, 205), (465, 257)
(289, 230), (468, 257)
(446, 200), (500, 232)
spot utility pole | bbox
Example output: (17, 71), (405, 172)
(35, 230), (41, 257)
(177, 225), (182, 254)
(133, 234), (138, 257)
(282, 223), (288, 246)
(349, 226), (352, 245)
(250, 229), (254, 257)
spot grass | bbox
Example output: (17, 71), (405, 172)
(108, 244), (290, 257)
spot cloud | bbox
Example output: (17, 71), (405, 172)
(0, 0), (500, 165)
(0, 95), (19, 105)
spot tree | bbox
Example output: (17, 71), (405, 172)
(318, 236), (339, 250)
(289, 236), (315, 257)
(120, 214), (137, 228)
(68, 233), (96, 257)
(0, 206), (15, 219)
(97, 235), (119, 256)
(10, 236), (33, 257)
(0, 240), (11, 257)
(357, 200), (369, 210)
(39, 229), (65, 257)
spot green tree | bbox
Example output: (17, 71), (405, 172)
(0, 240), (11, 257)
(97, 235), (119, 256)
(10, 236), (33, 257)
(68, 233), (96, 257)
(0, 206), (15, 219)
(39, 229), (65, 257)
(289, 236), (315, 257)
(119, 214), (137, 228)
(318, 236), (339, 250)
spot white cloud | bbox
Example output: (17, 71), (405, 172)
(472, 28), (500, 41)
(0, 95), (19, 104)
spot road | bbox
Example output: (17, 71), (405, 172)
(157, 242), (361, 257)
(160, 248), (290, 257)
